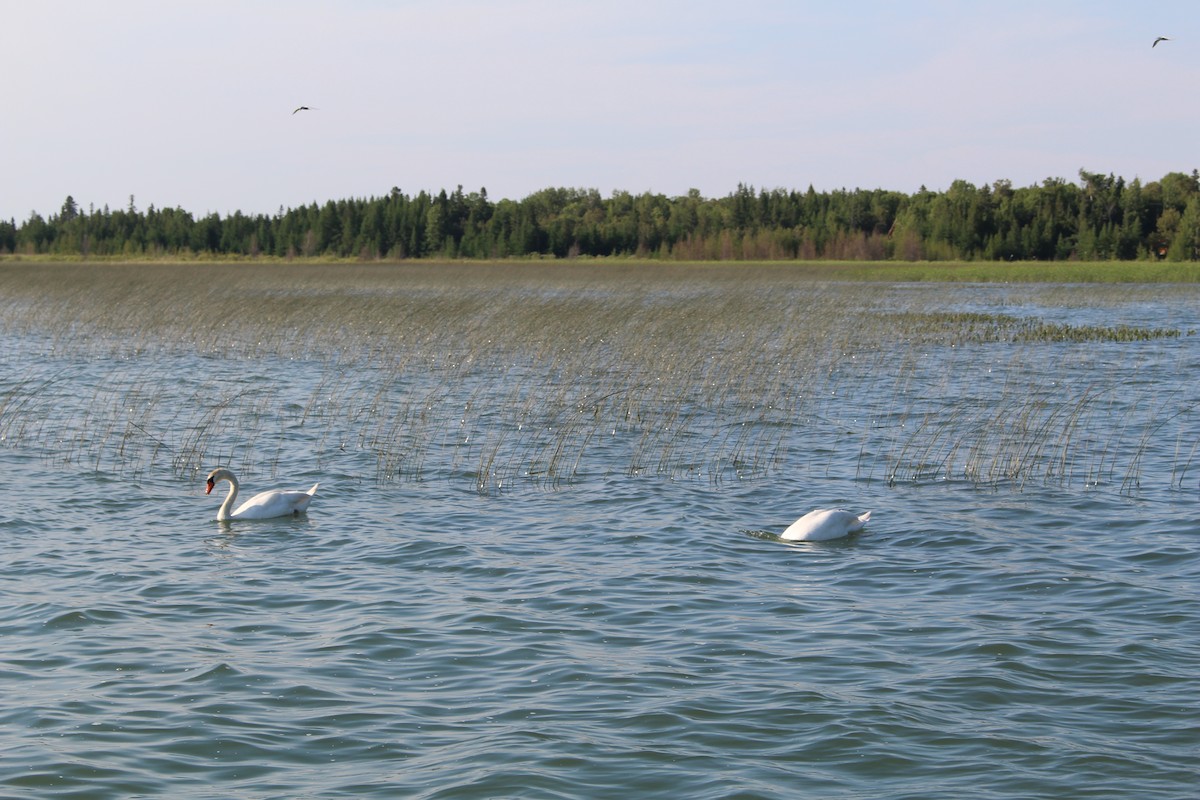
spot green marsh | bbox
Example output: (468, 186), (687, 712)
(1, 261), (1195, 493)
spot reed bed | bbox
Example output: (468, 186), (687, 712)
(0, 261), (1195, 494)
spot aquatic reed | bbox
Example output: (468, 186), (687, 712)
(0, 261), (1194, 494)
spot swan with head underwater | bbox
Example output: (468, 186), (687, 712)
(780, 508), (871, 541)
(205, 467), (318, 521)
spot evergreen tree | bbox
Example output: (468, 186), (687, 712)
(10, 169), (1200, 262)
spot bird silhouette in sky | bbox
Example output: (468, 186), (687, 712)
(292, 105), (311, 114)
(1152, 36), (1171, 47)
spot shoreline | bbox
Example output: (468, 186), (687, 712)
(2, 255), (1199, 283)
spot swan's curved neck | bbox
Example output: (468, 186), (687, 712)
(217, 474), (240, 521)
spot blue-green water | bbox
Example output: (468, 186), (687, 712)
(1, 266), (1197, 798)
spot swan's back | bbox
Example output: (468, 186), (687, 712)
(232, 483), (319, 520)
(781, 508), (870, 541)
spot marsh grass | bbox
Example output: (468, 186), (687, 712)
(878, 311), (1182, 344)
(0, 261), (1195, 493)
(812, 259), (1200, 284)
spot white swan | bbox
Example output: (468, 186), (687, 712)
(205, 467), (318, 521)
(780, 509), (870, 541)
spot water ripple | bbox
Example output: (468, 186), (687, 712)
(3, 282), (1200, 798)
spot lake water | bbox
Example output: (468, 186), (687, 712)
(1, 264), (1197, 798)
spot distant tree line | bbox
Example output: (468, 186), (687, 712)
(4, 169), (1200, 261)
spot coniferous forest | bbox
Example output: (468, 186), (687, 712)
(4, 169), (1200, 262)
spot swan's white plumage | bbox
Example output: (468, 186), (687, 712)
(780, 509), (870, 541)
(205, 467), (318, 521)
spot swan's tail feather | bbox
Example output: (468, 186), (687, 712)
(856, 511), (871, 527)
(307, 483), (319, 496)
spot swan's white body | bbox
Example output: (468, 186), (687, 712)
(781, 509), (870, 541)
(205, 467), (318, 521)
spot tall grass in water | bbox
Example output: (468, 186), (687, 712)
(0, 261), (1194, 493)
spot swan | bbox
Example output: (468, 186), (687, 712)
(780, 509), (870, 541)
(205, 467), (318, 521)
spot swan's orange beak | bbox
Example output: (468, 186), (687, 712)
(205, 478), (215, 495)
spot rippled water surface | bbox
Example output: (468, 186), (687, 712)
(1, 264), (1197, 798)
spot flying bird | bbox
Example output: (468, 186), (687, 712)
(292, 105), (311, 114)
(1153, 36), (1171, 47)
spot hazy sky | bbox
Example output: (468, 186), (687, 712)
(2, 0), (1196, 221)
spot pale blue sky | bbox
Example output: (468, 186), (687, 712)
(2, 0), (1196, 221)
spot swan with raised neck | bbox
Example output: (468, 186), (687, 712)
(205, 467), (319, 521)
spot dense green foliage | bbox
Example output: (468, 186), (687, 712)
(4, 169), (1200, 261)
